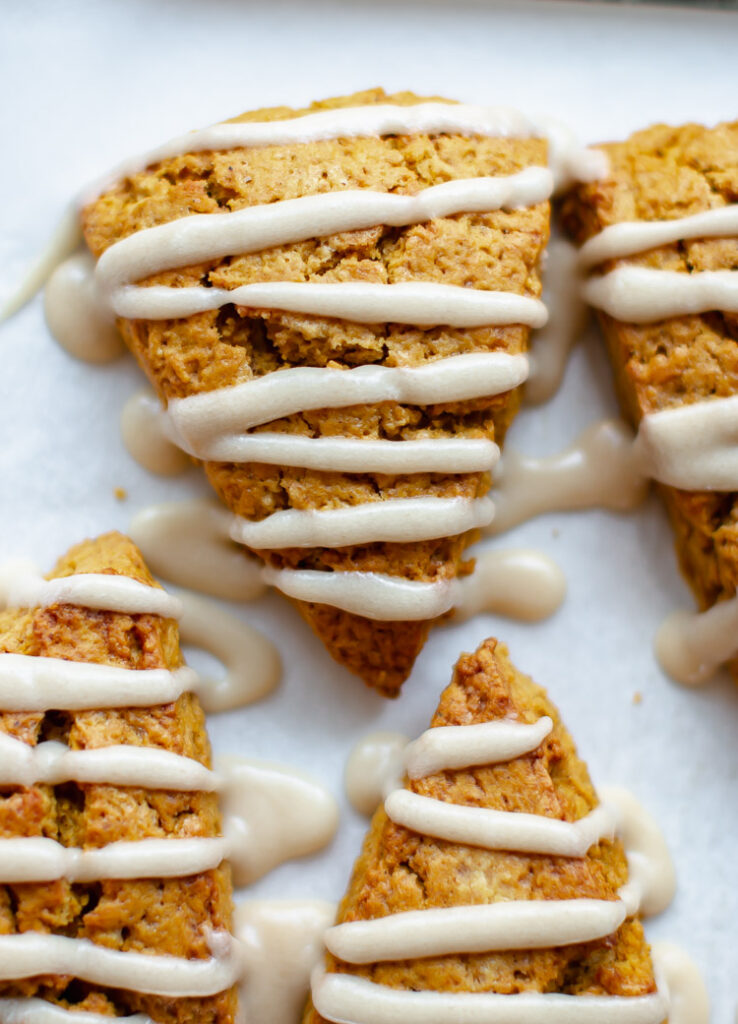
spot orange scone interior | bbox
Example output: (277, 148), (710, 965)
(82, 88), (551, 696)
(0, 533), (237, 1023)
(304, 638), (666, 1024)
(562, 119), (738, 682)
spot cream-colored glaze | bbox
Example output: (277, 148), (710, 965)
(453, 547), (566, 623)
(0, 205), (81, 322)
(404, 716), (553, 779)
(651, 942), (710, 1024)
(311, 967), (668, 1024)
(488, 419), (648, 535)
(217, 756), (339, 887)
(325, 899), (627, 964)
(188, 431), (500, 473)
(97, 171), (553, 292)
(0, 733), (217, 790)
(0, 559), (183, 618)
(601, 786), (675, 919)
(584, 265), (738, 323)
(0, 835), (231, 884)
(579, 204), (738, 269)
(525, 238), (589, 405)
(231, 496), (495, 550)
(166, 351), (530, 441)
(0, 654), (196, 711)
(0, 1000), (153, 1024)
(121, 389), (190, 476)
(177, 590), (281, 712)
(654, 595), (738, 686)
(635, 394), (738, 491)
(44, 252), (123, 363)
(0, 933), (240, 997)
(129, 500), (266, 602)
(383, 790), (615, 855)
(235, 900), (336, 1024)
(344, 732), (409, 816)
(113, 279), (548, 327)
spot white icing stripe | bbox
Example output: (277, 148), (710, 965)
(579, 204), (738, 269)
(583, 265), (738, 323)
(325, 899), (627, 963)
(0, 565), (182, 618)
(635, 394), (738, 490)
(111, 279), (548, 328)
(404, 716), (553, 779)
(96, 170), (554, 291)
(166, 352), (530, 439)
(0, 654), (196, 711)
(384, 791), (616, 855)
(0, 836), (230, 883)
(186, 432), (500, 473)
(0, 933), (240, 997)
(0, 734), (217, 790)
(260, 567), (460, 621)
(230, 497), (495, 550)
(0, 1000), (154, 1024)
(311, 968), (668, 1024)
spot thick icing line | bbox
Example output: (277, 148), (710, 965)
(0, 734), (217, 790)
(0, 562), (182, 618)
(0, 933), (240, 997)
(583, 265), (738, 323)
(0, 1000), (153, 1024)
(311, 968), (668, 1024)
(0, 205), (82, 322)
(384, 791), (615, 855)
(0, 836), (230, 883)
(603, 786), (675, 919)
(190, 433), (500, 473)
(112, 279), (548, 327)
(230, 496), (495, 549)
(96, 171), (554, 291)
(651, 942), (710, 1024)
(166, 352), (530, 440)
(325, 899), (627, 963)
(0, 655), (196, 711)
(655, 595), (738, 686)
(579, 204), (738, 269)
(404, 717), (553, 778)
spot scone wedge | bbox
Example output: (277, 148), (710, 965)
(305, 638), (667, 1023)
(82, 88), (552, 696)
(0, 533), (237, 1023)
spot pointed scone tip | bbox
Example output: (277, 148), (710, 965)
(64, 88), (561, 694)
(561, 118), (738, 689)
(0, 533), (239, 1023)
(305, 638), (685, 1024)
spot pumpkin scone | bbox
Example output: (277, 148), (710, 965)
(0, 533), (239, 1023)
(81, 87), (553, 696)
(562, 119), (738, 685)
(305, 638), (675, 1024)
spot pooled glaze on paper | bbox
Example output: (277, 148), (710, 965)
(44, 251), (123, 364)
(453, 547), (566, 623)
(121, 389), (190, 476)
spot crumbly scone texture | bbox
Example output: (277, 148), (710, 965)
(303, 638), (660, 1023)
(82, 87), (550, 696)
(0, 532), (237, 1024)
(562, 119), (738, 684)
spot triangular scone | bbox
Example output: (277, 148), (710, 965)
(562, 120), (738, 682)
(0, 533), (237, 1022)
(82, 87), (551, 696)
(305, 639), (662, 1024)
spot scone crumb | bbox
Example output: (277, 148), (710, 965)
(113, 486), (127, 501)
(632, 691), (643, 705)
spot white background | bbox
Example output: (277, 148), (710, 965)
(1, 1), (737, 1019)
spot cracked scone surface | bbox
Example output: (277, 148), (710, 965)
(82, 87), (550, 695)
(0, 532), (237, 1023)
(562, 119), (738, 682)
(303, 638), (659, 1022)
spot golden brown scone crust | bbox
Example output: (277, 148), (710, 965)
(82, 88), (550, 695)
(303, 639), (659, 1023)
(562, 120), (738, 683)
(0, 532), (237, 1023)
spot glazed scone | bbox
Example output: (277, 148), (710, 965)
(0, 533), (237, 1023)
(305, 638), (667, 1023)
(562, 119), (738, 684)
(82, 87), (551, 696)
